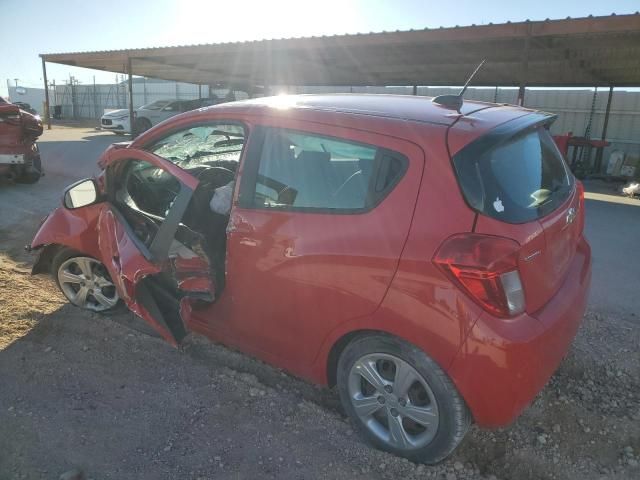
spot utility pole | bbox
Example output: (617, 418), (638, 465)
(69, 74), (77, 119)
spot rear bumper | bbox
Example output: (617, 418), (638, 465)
(0, 144), (36, 164)
(448, 235), (592, 427)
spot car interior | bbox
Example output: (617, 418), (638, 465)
(106, 124), (404, 340)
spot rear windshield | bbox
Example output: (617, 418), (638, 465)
(453, 126), (573, 223)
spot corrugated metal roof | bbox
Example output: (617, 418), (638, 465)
(41, 13), (640, 88)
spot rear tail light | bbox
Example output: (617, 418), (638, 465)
(433, 233), (525, 318)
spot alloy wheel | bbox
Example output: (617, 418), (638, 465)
(347, 353), (440, 450)
(57, 256), (119, 312)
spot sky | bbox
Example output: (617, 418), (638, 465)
(2, 0), (639, 97)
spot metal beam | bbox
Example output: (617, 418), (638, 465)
(38, 14), (640, 89)
(41, 57), (51, 130)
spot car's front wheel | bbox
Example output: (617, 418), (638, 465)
(52, 249), (123, 314)
(337, 334), (471, 464)
(134, 117), (152, 135)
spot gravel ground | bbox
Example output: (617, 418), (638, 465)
(0, 216), (638, 480)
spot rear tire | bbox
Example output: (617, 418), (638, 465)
(15, 153), (42, 184)
(51, 248), (125, 315)
(336, 334), (471, 464)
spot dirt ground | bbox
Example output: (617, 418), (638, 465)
(0, 127), (639, 479)
(0, 213), (638, 480)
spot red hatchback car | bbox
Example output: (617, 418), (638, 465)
(29, 94), (591, 463)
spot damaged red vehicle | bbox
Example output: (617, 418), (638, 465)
(0, 97), (43, 183)
(28, 95), (591, 464)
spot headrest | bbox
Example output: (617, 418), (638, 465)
(297, 151), (331, 163)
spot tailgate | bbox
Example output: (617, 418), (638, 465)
(450, 113), (581, 313)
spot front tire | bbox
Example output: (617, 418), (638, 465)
(52, 248), (124, 314)
(336, 334), (471, 464)
(134, 117), (152, 135)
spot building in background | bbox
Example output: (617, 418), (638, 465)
(7, 84), (46, 114)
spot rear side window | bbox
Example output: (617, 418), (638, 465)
(251, 128), (407, 212)
(453, 126), (573, 223)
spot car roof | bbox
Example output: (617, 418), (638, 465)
(205, 94), (529, 126)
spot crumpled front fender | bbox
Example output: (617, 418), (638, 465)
(30, 203), (106, 274)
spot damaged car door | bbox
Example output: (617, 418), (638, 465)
(97, 147), (213, 345)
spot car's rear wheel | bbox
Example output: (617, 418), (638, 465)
(52, 249), (123, 314)
(336, 334), (471, 464)
(15, 153), (42, 184)
(134, 117), (152, 135)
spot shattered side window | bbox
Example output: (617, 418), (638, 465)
(147, 123), (246, 171)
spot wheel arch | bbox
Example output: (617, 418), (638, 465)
(30, 203), (105, 275)
(326, 329), (379, 387)
(31, 243), (65, 275)
(325, 328), (447, 388)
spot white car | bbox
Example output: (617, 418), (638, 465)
(100, 108), (131, 134)
(100, 99), (221, 135)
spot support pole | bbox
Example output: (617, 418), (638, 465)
(41, 57), (51, 130)
(93, 75), (97, 119)
(127, 57), (134, 137)
(517, 23), (531, 107)
(595, 86), (614, 173)
(412, 85), (418, 96)
(143, 77), (147, 104)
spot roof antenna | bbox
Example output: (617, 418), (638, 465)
(432, 59), (486, 113)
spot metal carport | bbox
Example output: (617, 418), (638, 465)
(40, 13), (640, 130)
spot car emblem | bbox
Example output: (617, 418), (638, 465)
(566, 207), (577, 226)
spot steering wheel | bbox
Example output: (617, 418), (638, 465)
(195, 166), (234, 189)
(127, 172), (167, 214)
